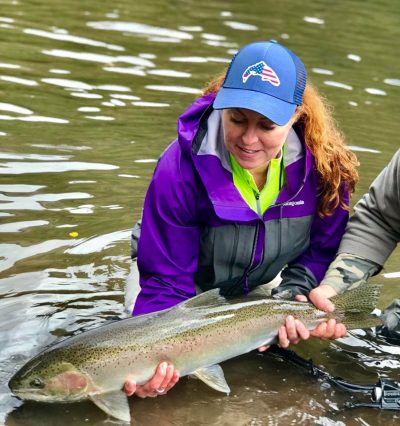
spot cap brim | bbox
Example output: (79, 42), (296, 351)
(213, 87), (297, 126)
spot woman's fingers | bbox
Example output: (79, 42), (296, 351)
(166, 370), (180, 391)
(257, 345), (270, 352)
(309, 285), (337, 313)
(123, 375), (137, 396)
(310, 319), (347, 340)
(275, 315), (312, 348)
(128, 362), (180, 398)
(156, 363), (175, 394)
(278, 324), (290, 348)
(336, 323), (347, 338)
(135, 362), (168, 398)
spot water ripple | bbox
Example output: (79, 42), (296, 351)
(147, 69), (191, 78)
(0, 152), (71, 161)
(0, 220), (49, 233)
(103, 66), (146, 76)
(0, 63), (20, 69)
(85, 115), (115, 121)
(312, 68), (334, 75)
(131, 101), (169, 107)
(303, 16), (325, 25)
(70, 92), (103, 99)
(0, 184), (45, 193)
(42, 49), (155, 67)
(0, 192), (92, 211)
(30, 144), (91, 151)
(65, 229), (131, 254)
(0, 241), (76, 273)
(24, 28), (124, 51)
(365, 87), (387, 96)
(145, 84), (201, 94)
(0, 114), (69, 123)
(323, 81), (353, 90)
(223, 21), (258, 31)
(0, 161), (118, 174)
(0, 102), (32, 115)
(87, 21), (193, 41)
(383, 78), (400, 86)
(0, 75), (38, 86)
(41, 78), (93, 90)
(347, 53), (361, 62)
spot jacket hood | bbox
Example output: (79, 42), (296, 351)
(177, 93), (216, 156)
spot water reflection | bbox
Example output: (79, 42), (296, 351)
(0, 190), (91, 210)
(0, 162), (118, 174)
(0, 220), (49, 233)
(323, 81), (353, 90)
(24, 28), (124, 51)
(87, 21), (193, 41)
(0, 103), (33, 115)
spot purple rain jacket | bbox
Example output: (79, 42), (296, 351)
(131, 93), (350, 316)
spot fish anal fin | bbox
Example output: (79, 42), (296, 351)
(192, 364), (231, 394)
(89, 390), (131, 423)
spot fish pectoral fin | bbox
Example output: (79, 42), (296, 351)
(89, 390), (131, 423)
(192, 364), (231, 395)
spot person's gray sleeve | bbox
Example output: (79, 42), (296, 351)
(320, 252), (381, 294)
(338, 149), (400, 265)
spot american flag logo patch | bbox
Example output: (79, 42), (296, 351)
(242, 61), (280, 86)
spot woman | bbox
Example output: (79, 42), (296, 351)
(125, 40), (359, 398)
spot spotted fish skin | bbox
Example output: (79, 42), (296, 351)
(9, 284), (382, 422)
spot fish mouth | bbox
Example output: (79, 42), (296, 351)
(10, 389), (72, 403)
(10, 388), (43, 401)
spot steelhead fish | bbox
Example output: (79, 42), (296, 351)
(9, 284), (382, 422)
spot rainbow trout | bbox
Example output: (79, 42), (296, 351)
(9, 284), (382, 422)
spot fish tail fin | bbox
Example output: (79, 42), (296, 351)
(332, 311), (383, 329)
(330, 284), (383, 329)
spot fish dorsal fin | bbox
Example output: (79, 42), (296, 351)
(183, 289), (229, 309)
(89, 390), (131, 423)
(192, 364), (231, 394)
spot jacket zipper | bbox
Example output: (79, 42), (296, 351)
(255, 192), (262, 217)
(242, 220), (260, 294)
(228, 224), (239, 281)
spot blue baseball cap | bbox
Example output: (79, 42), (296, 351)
(213, 40), (307, 126)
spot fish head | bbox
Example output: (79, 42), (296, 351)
(9, 355), (91, 403)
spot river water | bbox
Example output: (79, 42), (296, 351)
(0, 0), (399, 425)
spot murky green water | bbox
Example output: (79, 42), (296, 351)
(1, 0), (400, 424)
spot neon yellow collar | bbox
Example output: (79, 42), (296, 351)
(230, 150), (284, 215)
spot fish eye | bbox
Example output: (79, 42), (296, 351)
(29, 378), (44, 388)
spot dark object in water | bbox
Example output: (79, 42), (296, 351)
(268, 344), (400, 411)
(267, 297), (400, 410)
(377, 298), (400, 345)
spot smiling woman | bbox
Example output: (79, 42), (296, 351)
(221, 108), (293, 190)
(125, 40), (359, 399)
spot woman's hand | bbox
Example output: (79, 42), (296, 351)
(294, 284), (347, 339)
(305, 284), (347, 339)
(258, 284), (347, 352)
(124, 362), (180, 398)
(258, 315), (311, 352)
